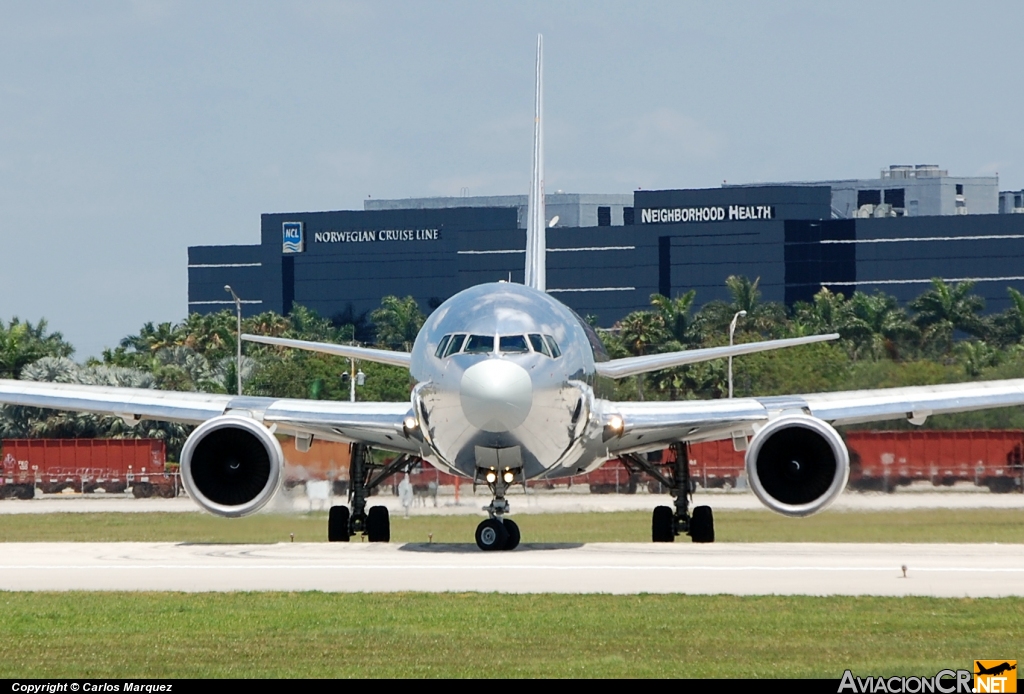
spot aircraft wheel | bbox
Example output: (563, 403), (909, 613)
(367, 506), (390, 542)
(690, 505), (715, 543)
(652, 505), (675, 542)
(502, 518), (521, 551)
(475, 518), (508, 551)
(328, 505), (350, 542)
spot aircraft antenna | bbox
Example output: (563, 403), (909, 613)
(524, 34), (546, 292)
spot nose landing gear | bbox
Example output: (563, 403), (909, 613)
(475, 467), (522, 551)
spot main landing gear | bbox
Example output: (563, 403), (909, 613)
(328, 444), (412, 543)
(474, 467), (521, 551)
(622, 442), (715, 543)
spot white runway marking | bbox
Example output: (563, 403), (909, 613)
(5, 489), (1024, 515)
(1, 542), (1022, 596)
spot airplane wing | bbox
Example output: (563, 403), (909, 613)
(594, 334), (838, 379)
(602, 377), (1024, 455)
(0, 379), (420, 453)
(241, 335), (412, 368)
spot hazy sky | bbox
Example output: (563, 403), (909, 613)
(2, 1), (1023, 358)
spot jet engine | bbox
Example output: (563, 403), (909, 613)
(744, 415), (849, 517)
(180, 415), (284, 517)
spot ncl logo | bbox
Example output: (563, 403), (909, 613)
(283, 222), (305, 254)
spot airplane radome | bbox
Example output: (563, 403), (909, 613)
(4, 36), (1024, 551)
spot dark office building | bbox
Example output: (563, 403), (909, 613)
(188, 183), (1024, 327)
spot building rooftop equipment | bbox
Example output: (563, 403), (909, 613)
(364, 192), (634, 228)
(726, 164), (998, 219)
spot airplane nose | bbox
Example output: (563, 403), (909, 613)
(460, 359), (533, 432)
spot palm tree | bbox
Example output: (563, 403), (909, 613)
(121, 321), (180, 354)
(371, 296), (425, 352)
(726, 275), (762, 313)
(791, 288), (855, 337)
(909, 279), (987, 356)
(0, 318), (75, 379)
(288, 305), (340, 342)
(693, 276), (788, 341)
(243, 311), (291, 338)
(956, 340), (1001, 378)
(649, 290), (697, 346)
(614, 311), (669, 401)
(991, 287), (1024, 347)
(847, 291), (919, 361)
(179, 311), (235, 359)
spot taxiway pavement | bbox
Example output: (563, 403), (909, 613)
(3, 487), (1024, 515)
(1, 541), (1021, 596)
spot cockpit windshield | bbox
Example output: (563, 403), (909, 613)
(499, 335), (530, 353)
(436, 333), (561, 359)
(434, 334), (452, 358)
(442, 334), (466, 358)
(527, 334), (549, 356)
(463, 335), (494, 354)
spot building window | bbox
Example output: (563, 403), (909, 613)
(623, 207), (635, 225)
(597, 206), (611, 226)
(956, 184), (964, 195)
(857, 190), (881, 206)
(884, 188), (905, 208)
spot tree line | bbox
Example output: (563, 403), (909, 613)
(5, 278), (1024, 460)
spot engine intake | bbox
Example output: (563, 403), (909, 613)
(745, 415), (849, 517)
(181, 415), (284, 517)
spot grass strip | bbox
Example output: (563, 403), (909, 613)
(0, 509), (1022, 544)
(0, 592), (1020, 678)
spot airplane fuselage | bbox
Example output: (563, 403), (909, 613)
(408, 282), (610, 481)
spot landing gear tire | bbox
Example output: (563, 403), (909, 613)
(475, 518), (508, 551)
(502, 518), (520, 551)
(689, 505), (715, 543)
(367, 506), (390, 542)
(328, 505), (350, 542)
(652, 505), (674, 542)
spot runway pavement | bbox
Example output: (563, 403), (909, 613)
(1, 541), (1021, 596)
(3, 486), (1024, 515)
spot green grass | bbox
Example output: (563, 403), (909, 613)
(1, 509), (1022, 544)
(2, 512), (1021, 678)
(0, 592), (1019, 677)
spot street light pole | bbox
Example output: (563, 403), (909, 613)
(224, 285), (243, 395)
(728, 310), (747, 399)
(347, 358), (366, 402)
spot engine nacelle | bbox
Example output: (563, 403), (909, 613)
(181, 415), (284, 518)
(745, 415), (850, 517)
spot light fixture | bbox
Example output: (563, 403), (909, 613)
(485, 470), (497, 484)
(502, 470), (515, 484)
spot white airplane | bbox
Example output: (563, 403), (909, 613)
(4, 37), (1024, 550)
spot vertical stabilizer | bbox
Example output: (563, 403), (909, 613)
(524, 34), (546, 292)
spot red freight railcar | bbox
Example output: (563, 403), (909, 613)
(282, 437), (353, 494)
(846, 430), (1024, 493)
(580, 459), (639, 494)
(643, 442), (746, 493)
(0, 439), (175, 499)
(608, 430), (1024, 495)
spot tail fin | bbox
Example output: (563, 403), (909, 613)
(524, 34), (546, 292)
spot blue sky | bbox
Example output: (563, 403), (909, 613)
(2, 1), (1022, 357)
